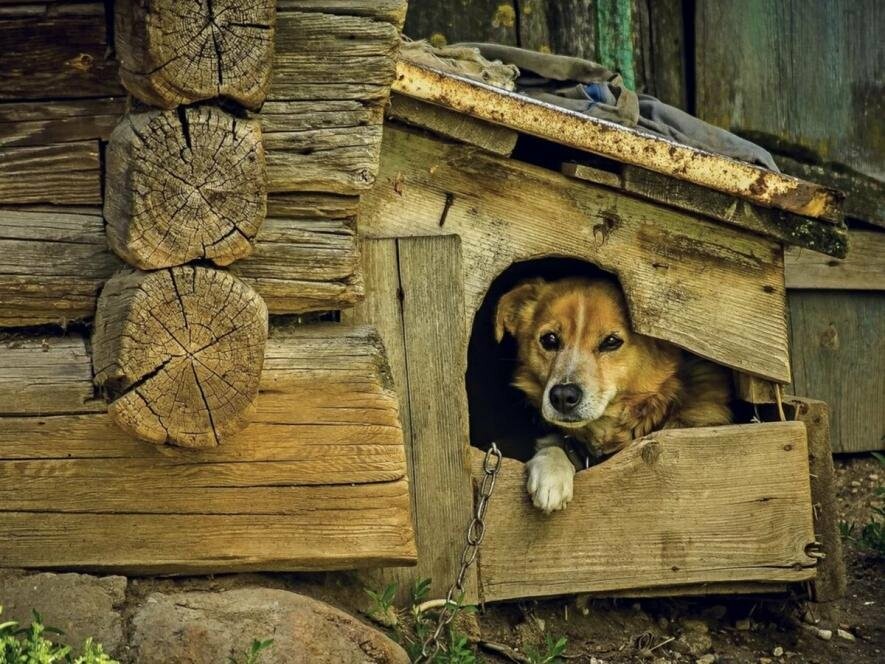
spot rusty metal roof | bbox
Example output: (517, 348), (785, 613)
(392, 60), (844, 223)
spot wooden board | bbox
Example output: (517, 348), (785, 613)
(0, 142), (101, 205)
(0, 324), (416, 573)
(696, 0), (883, 183)
(344, 237), (476, 600)
(0, 98), (125, 147)
(0, 4), (124, 100)
(392, 60), (843, 222)
(789, 291), (884, 453)
(362, 125), (792, 383)
(0, 205), (361, 326)
(563, 162), (848, 257)
(785, 230), (885, 290)
(388, 94), (518, 156)
(402, 0), (518, 46)
(471, 422), (817, 601)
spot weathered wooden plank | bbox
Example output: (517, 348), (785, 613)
(595, 0), (635, 90)
(472, 423), (817, 601)
(696, 0), (883, 182)
(393, 60), (843, 221)
(642, 0), (688, 109)
(271, 11), (400, 101)
(363, 126), (792, 383)
(0, 334), (103, 415)
(0, 98), (125, 147)
(0, 324), (416, 573)
(0, 5), (123, 100)
(0, 142), (101, 204)
(396, 237), (475, 599)
(0, 207), (361, 326)
(734, 373), (778, 405)
(402, 0), (518, 46)
(787, 397), (847, 603)
(785, 230), (885, 290)
(788, 291), (884, 453)
(278, 0), (408, 26)
(388, 95), (518, 156)
(563, 162), (848, 257)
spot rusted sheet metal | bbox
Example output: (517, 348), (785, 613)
(393, 60), (844, 223)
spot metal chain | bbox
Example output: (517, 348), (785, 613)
(416, 443), (502, 663)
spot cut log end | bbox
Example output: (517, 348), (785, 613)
(105, 109), (266, 270)
(115, 0), (276, 109)
(92, 267), (269, 448)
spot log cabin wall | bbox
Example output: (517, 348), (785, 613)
(400, 0), (884, 453)
(0, 0), (416, 572)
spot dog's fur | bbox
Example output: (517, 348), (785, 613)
(495, 277), (732, 513)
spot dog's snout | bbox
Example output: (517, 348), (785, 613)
(549, 383), (583, 414)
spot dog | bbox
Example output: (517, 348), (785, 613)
(495, 276), (732, 514)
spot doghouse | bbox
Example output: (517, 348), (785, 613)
(0, 1), (845, 610)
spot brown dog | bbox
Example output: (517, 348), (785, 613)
(495, 277), (732, 513)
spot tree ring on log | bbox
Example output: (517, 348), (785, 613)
(115, 0), (276, 109)
(92, 266), (269, 448)
(105, 108), (266, 269)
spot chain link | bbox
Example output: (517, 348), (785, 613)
(415, 443), (502, 663)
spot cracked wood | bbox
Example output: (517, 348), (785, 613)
(105, 108), (266, 269)
(92, 267), (268, 447)
(472, 422), (817, 601)
(115, 0), (276, 109)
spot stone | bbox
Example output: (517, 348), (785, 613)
(735, 618), (752, 631)
(773, 645), (784, 656)
(130, 587), (408, 664)
(697, 655), (716, 664)
(0, 571), (126, 656)
(836, 628), (856, 641)
(678, 619), (712, 657)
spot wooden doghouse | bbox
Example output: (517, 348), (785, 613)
(345, 60), (849, 604)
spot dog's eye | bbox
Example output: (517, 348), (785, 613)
(599, 334), (623, 352)
(539, 332), (561, 351)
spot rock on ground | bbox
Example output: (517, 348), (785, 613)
(131, 587), (409, 664)
(0, 571), (127, 656)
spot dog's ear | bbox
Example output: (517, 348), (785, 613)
(495, 279), (544, 342)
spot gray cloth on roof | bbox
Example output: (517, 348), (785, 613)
(453, 43), (779, 171)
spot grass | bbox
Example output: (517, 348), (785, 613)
(228, 638), (274, 664)
(839, 452), (885, 557)
(0, 607), (118, 664)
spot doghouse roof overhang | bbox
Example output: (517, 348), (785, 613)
(392, 60), (848, 257)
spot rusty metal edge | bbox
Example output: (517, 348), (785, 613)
(393, 60), (845, 223)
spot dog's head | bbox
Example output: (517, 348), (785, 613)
(495, 277), (671, 428)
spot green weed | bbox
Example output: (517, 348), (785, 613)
(228, 638), (274, 664)
(525, 634), (568, 664)
(0, 607), (117, 664)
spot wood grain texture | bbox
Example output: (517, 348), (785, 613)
(788, 291), (884, 453)
(388, 95), (518, 156)
(0, 142), (101, 205)
(641, 0), (687, 109)
(393, 60), (843, 221)
(104, 109), (267, 269)
(0, 324), (416, 573)
(0, 206), (360, 326)
(0, 5), (123, 100)
(696, 0), (884, 181)
(115, 0), (275, 109)
(734, 373), (778, 405)
(0, 98), (125, 148)
(785, 230), (885, 290)
(363, 126), (792, 382)
(0, 334), (103, 415)
(563, 162), (847, 257)
(402, 0), (518, 46)
(787, 397), (847, 603)
(92, 267), (268, 448)
(472, 423), (817, 601)
(278, 0), (408, 26)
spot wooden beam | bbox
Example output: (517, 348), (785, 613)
(785, 230), (885, 290)
(0, 98), (125, 148)
(392, 60), (843, 222)
(388, 94), (518, 156)
(363, 126), (792, 383)
(0, 324), (416, 574)
(471, 422), (817, 601)
(734, 373), (779, 405)
(0, 205), (361, 326)
(563, 162), (847, 258)
(0, 142), (101, 205)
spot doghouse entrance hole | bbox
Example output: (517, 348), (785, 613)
(466, 257), (616, 462)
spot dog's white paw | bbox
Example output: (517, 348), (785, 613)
(526, 446), (575, 514)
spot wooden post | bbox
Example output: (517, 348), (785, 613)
(105, 108), (266, 269)
(92, 267), (268, 447)
(115, 0), (276, 109)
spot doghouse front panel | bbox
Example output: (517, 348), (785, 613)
(471, 422), (817, 602)
(361, 125), (792, 383)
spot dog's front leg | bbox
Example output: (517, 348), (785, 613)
(526, 433), (576, 514)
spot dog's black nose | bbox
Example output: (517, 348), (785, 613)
(549, 383), (583, 414)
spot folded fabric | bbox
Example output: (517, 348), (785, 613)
(400, 40), (778, 171)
